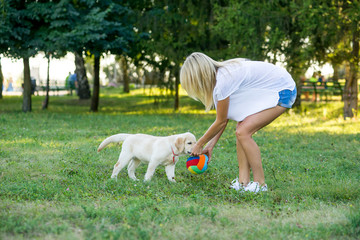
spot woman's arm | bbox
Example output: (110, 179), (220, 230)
(202, 119), (228, 162)
(191, 97), (229, 155)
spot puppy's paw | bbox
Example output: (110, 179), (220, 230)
(168, 177), (176, 183)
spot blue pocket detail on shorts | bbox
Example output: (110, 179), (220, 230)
(278, 87), (297, 108)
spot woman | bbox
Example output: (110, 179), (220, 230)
(180, 52), (296, 193)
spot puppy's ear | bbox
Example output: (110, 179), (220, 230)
(175, 137), (185, 153)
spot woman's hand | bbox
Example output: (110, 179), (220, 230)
(202, 146), (213, 163)
(191, 143), (203, 156)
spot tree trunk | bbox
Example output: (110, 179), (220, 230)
(42, 57), (50, 109)
(0, 57), (3, 99)
(343, 26), (359, 119)
(332, 64), (339, 82)
(343, 74), (358, 119)
(293, 77), (302, 108)
(332, 63), (343, 101)
(22, 57), (32, 112)
(75, 52), (91, 99)
(289, 69), (304, 108)
(174, 67), (179, 111)
(121, 55), (130, 93)
(90, 55), (100, 112)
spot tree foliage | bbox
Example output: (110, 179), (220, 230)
(46, 0), (138, 111)
(0, 0), (48, 112)
(1, 0), (359, 116)
(138, 0), (226, 109)
(297, 0), (359, 118)
(212, 0), (359, 114)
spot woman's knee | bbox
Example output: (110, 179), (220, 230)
(236, 127), (252, 142)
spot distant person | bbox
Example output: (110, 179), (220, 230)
(31, 77), (36, 95)
(317, 72), (327, 88)
(65, 72), (71, 88)
(309, 73), (317, 83)
(67, 72), (78, 95)
(6, 77), (13, 92)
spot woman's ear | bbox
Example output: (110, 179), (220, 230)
(175, 137), (185, 153)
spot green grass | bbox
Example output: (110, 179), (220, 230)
(0, 88), (360, 239)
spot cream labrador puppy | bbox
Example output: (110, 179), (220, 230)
(97, 132), (196, 182)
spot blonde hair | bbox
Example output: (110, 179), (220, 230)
(180, 52), (244, 111)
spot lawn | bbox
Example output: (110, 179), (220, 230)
(0, 88), (359, 239)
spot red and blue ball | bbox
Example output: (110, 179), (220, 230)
(186, 154), (209, 174)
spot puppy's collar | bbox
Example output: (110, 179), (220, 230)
(171, 146), (179, 164)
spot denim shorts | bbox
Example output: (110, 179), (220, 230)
(278, 87), (297, 108)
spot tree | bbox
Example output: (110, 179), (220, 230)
(298, 0), (359, 118)
(0, 57), (3, 99)
(26, 2), (55, 110)
(42, 55), (51, 109)
(140, 0), (226, 110)
(120, 55), (130, 93)
(75, 52), (91, 99)
(0, 0), (45, 112)
(212, 0), (360, 114)
(67, 1), (137, 112)
(213, 0), (313, 106)
(0, 1), (67, 111)
(45, 1), (91, 100)
(341, 1), (359, 119)
(0, 1), (11, 100)
(213, 0), (267, 61)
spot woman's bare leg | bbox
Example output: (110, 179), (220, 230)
(236, 106), (287, 185)
(236, 127), (250, 185)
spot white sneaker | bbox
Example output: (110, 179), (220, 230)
(244, 182), (268, 193)
(229, 178), (245, 191)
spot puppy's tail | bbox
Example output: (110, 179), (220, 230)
(97, 134), (131, 152)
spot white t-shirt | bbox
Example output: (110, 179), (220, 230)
(213, 61), (296, 122)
